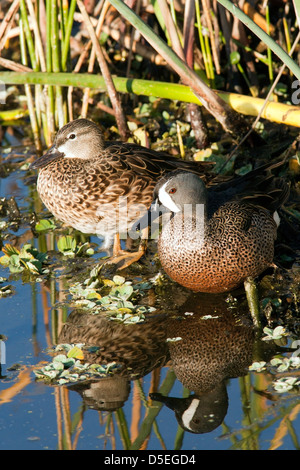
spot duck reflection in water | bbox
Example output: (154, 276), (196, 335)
(57, 292), (281, 434)
(58, 311), (169, 411)
(151, 293), (255, 434)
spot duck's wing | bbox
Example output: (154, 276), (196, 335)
(208, 159), (290, 214)
(104, 142), (214, 180)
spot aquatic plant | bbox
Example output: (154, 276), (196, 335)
(0, 243), (48, 274)
(69, 272), (155, 322)
(34, 342), (121, 385)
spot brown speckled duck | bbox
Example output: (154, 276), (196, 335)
(149, 162), (289, 293)
(31, 118), (212, 268)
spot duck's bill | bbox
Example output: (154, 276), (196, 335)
(31, 146), (64, 169)
(132, 200), (170, 232)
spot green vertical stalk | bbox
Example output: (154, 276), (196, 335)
(283, 17), (291, 53)
(169, 0), (183, 46)
(61, 0), (77, 71)
(204, 32), (215, 83)
(59, 0), (67, 47)
(19, 0), (38, 70)
(195, 0), (212, 81)
(151, 0), (171, 45)
(265, 5), (273, 83)
(19, 18), (41, 150)
(46, 0), (55, 142)
(51, 0), (65, 127)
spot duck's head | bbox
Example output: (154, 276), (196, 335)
(134, 170), (208, 233)
(153, 170), (208, 213)
(31, 119), (105, 169)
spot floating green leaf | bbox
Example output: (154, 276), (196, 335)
(0, 243), (48, 274)
(35, 218), (56, 232)
(57, 235), (77, 257)
(57, 235), (94, 257)
(34, 343), (121, 385)
(68, 271), (155, 321)
(262, 326), (288, 341)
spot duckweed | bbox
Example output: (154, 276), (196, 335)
(68, 271), (155, 323)
(57, 235), (94, 257)
(0, 243), (48, 274)
(34, 343), (121, 385)
(262, 326), (289, 341)
(249, 328), (300, 394)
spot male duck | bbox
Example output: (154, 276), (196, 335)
(148, 163), (289, 293)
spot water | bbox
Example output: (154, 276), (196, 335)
(0, 149), (299, 451)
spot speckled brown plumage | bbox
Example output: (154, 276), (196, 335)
(166, 296), (254, 394)
(31, 119), (213, 251)
(152, 165), (289, 293)
(58, 310), (169, 379)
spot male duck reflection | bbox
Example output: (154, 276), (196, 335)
(144, 162), (289, 294)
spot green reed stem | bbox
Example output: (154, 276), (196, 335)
(265, 5), (273, 83)
(19, 19), (41, 150)
(2, 71), (300, 127)
(283, 17), (291, 54)
(59, 0), (67, 45)
(151, 0), (171, 45)
(51, 0), (60, 73)
(115, 408), (131, 450)
(45, 0), (55, 143)
(169, 0), (183, 46)
(61, 0), (77, 71)
(46, 0), (52, 72)
(204, 30), (215, 82)
(195, 0), (210, 80)
(50, 0), (65, 127)
(19, 0), (38, 70)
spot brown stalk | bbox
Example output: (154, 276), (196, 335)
(0, 56), (32, 72)
(183, 0), (209, 148)
(81, 0), (111, 117)
(0, 0), (20, 50)
(73, 11), (167, 66)
(157, 0), (185, 60)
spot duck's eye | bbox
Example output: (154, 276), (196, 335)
(68, 133), (76, 140)
(169, 187), (177, 194)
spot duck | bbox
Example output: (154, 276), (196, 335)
(145, 161), (289, 294)
(30, 118), (213, 268)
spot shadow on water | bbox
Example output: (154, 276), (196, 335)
(0, 144), (300, 450)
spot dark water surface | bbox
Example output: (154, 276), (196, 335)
(0, 152), (300, 451)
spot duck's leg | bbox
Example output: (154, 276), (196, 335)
(113, 233), (122, 257)
(244, 277), (261, 328)
(109, 229), (149, 269)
